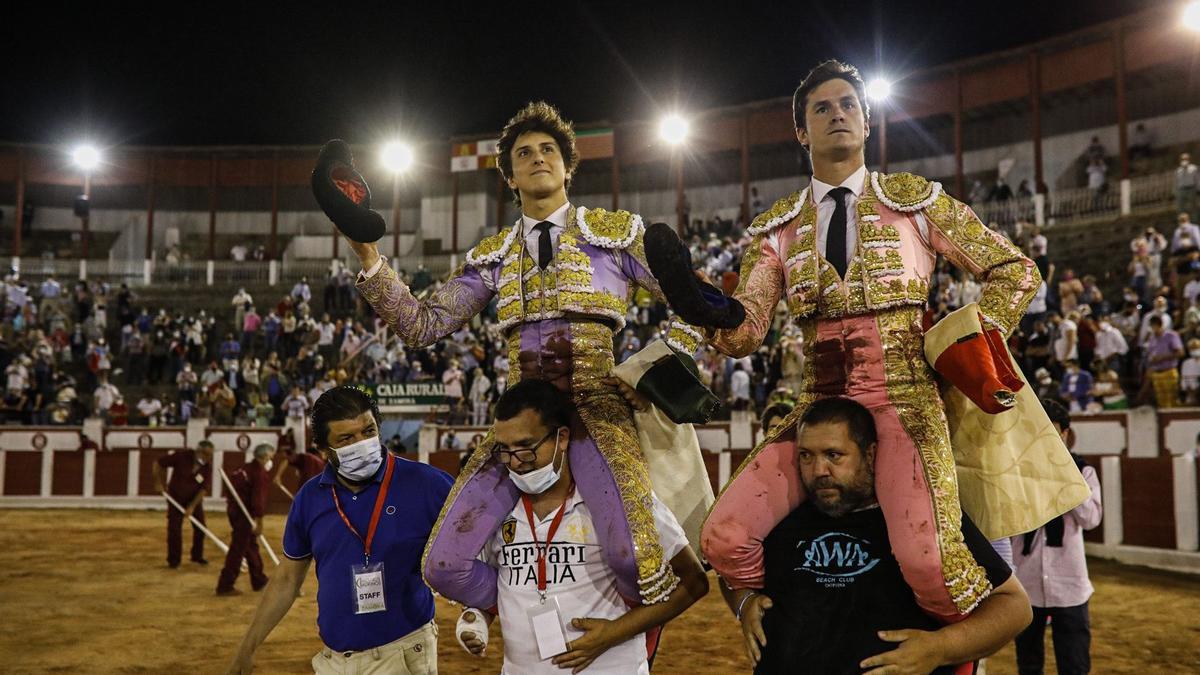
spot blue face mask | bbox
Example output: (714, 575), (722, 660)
(333, 436), (383, 481)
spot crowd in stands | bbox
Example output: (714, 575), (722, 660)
(3, 146), (1200, 431)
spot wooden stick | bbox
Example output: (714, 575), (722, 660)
(162, 491), (229, 554)
(219, 467), (281, 566)
(275, 481), (295, 500)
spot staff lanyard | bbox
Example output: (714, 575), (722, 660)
(520, 484), (574, 601)
(330, 453), (395, 566)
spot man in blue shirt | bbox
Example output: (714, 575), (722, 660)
(226, 386), (452, 674)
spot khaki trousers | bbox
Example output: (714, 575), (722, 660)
(312, 621), (437, 675)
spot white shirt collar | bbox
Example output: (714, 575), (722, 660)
(810, 165), (868, 205)
(521, 202), (571, 235)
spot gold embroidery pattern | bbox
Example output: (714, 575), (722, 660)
(579, 207), (641, 249)
(923, 194), (1039, 335)
(872, 171), (942, 212)
(713, 232), (784, 357)
(747, 190), (806, 236)
(466, 222), (521, 266)
(575, 385), (678, 604)
(875, 308), (993, 614)
(357, 261), (488, 348)
(784, 199), (820, 319)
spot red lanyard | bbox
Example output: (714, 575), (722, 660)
(330, 453), (395, 565)
(521, 485), (574, 598)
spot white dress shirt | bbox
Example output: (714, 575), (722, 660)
(810, 166), (868, 270)
(519, 201), (570, 260)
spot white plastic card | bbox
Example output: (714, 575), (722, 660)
(527, 596), (569, 660)
(352, 562), (386, 614)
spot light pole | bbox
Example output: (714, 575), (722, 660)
(659, 114), (690, 234)
(381, 141), (415, 262)
(72, 144), (101, 274)
(866, 78), (893, 173)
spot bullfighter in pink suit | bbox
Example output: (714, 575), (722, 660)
(652, 61), (1040, 623)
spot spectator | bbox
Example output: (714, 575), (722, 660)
(1057, 269), (1083, 315)
(93, 380), (121, 419)
(441, 428), (462, 450)
(729, 361), (751, 411)
(211, 381), (237, 426)
(1011, 399), (1102, 675)
(468, 366), (491, 426)
(1085, 158), (1107, 209)
(1093, 316), (1128, 371)
(441, 359), (464, 413)
(281, 386), (309, 420)
(1052, 312), (1078, 367)
(1086, 135), (1106, 162)
(1143, 315), (1184, 408)
(1034, 367), (1064, 406)
(241, 304), (261, 353)
(1138, 296), (1173, 346)
(290, 276), (312, 306)
(750, 186), (763, 215)
(219, 333), (242, 371)
(1171, 212), (1200, 255)
(108, 395), (130, 426)
(1090, 359), (1128, 410)
(176, 361), (198, 403)
(1129, 122), (1153, 160)
(1058, 359), (1093, 412)
(200, 361), (224, 390)
(1176, 152), (1199, 222)
(137, 394), (164, 426)
(230, 243), (248, 262)
(1182, 338), (1200, 406)
(231, 287), (252, 327)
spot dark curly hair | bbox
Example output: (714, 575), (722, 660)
(310, 386), (381, 449)
(792, 59), (871, 132)
(495, 101), (579, 205)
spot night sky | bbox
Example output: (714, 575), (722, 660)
(1, 0), (1163, 148)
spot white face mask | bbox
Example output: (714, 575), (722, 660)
(1191, 350), (1200, 358)
(333, 436), (384, 482)
(263, 459), (274, 473)
(509, 432), (564, 495)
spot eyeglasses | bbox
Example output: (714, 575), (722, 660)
(491, 428), (559, 464)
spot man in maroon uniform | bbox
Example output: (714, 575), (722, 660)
(216, 443), (273, 595)
(152, 440), (214, 568)
(273, 444), (326, 491)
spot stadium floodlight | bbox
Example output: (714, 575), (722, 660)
(659, 114), (690, 146)
(1185, 1), (1200, 32)
(866, 78), (893, 102)
(381, 141), (415, 173)
(72, 144), (101, 171)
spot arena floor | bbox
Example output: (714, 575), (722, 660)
(1, 509), (1197, 674)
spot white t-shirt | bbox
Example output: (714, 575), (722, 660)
(1054, 319), (1078, 362)
(485, 490), (687, 675)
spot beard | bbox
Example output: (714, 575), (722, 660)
(803, 462), (875, 518)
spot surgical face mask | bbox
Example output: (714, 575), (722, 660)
(333, 435), (383, 481)
(263, 459), (274, 473)
(509, 433), (564, 495)
(1191, 350), (1200, 358)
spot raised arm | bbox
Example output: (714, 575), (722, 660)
(924, 194), (1040, 336)
(350, 241), (495, 349)
(709, 232), (785, 358)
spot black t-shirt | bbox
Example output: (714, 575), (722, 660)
(755, 502), (1011, 675)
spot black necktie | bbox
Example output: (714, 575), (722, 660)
(826, 187), (852, 279)
(533, 221), (554, 269)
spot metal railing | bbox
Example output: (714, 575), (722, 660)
(968, 170), (1176, 231)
